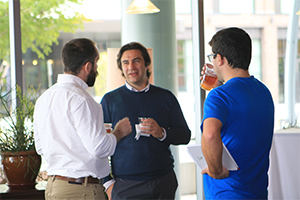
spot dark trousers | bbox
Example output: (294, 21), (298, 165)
(111, 170), (178, 200)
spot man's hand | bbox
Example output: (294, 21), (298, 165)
(112, 117), (132, 142)
(106, 183), (114, 200)
(200, 63), (222, 88)
(201, 166), (229, 179)
(140, 118), (164, 139)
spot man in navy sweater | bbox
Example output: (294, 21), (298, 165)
(100, 42), (191, 200)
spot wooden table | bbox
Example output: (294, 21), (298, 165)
(0, 182), (46, 199)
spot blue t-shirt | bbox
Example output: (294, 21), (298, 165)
(201, 76), (274, 199)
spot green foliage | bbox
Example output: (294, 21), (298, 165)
(0, 84), (39, 153)
(0, 0), (87, 60)
(0, 1), (9, 61)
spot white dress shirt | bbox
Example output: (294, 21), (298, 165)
(34, 74), (117, 179)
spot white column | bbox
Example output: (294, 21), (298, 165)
(121, 1), (180, 199)
(121, 0), (177, 93)
(284, 0), (300, 125)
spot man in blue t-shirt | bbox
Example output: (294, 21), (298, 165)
(101, 42), (191, 200)
(200, 27), (274, 199)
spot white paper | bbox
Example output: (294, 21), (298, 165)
(187, 143), (239, 171)
(135, 124), (150, 140)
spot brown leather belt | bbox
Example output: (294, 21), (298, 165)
(50, 175), (100, 184)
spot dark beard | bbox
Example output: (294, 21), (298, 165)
(86, 69), (98, 87)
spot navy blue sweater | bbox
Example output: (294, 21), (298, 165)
(100, 85), (191, 181)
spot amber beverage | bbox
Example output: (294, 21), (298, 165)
(201, 65), (218, 91)
(104, 123), (112, 133)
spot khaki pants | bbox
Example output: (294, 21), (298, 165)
(45, 176), (107, 200)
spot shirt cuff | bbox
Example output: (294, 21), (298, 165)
(103, 179), (115, 191)
(158, 127), (167, 141)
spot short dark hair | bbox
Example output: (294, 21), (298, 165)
(117, 42), (151, 78)
(209, 27), (252, 70)
(61, 38), (98, 75)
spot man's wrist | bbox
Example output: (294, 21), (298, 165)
(103, 179), (115, 191)
(158, 127), (167, 141)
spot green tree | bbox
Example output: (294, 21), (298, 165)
(0, 0), (87, 60)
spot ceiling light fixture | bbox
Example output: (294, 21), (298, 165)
(125, 0), (160, 14)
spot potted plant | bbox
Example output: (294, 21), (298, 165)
(0, 83), (41, 189)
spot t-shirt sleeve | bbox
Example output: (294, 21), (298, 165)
(201, 89), (229, 131)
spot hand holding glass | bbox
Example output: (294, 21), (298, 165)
(104, 123), (112, 133)
(138, 117), (149, 133)
(135, 117), (150, 140)
(200, 64), (218, 91)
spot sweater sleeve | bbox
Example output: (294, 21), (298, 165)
(163, 93), (191, 145)
(100, 94), (111, 123)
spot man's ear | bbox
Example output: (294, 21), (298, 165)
(217, 54), (226, 66)
(77, 62), (93, 82)
(82, 62), (92, 74)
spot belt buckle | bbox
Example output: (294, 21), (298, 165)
(68, 181), (82, 185)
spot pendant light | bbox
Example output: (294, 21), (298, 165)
(125, 0), (160, 14)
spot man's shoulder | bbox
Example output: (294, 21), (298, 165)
(36, 84), (58, 100)
(150, 84), (169, 92)
(104, 85), (125, 95)
(38, 82), (91, 102)
(149, 85), (175, 96)
(102, 85), (126, 101)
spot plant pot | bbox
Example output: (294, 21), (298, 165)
(1, 150), (41, 189)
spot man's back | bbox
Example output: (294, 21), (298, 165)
(34, 74), (115, 179)
(202, 76), (274, 199)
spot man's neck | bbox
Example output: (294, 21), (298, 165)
(224, 68), (250, 82)
(125, 81), (149, 92)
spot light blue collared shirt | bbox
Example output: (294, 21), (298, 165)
(125, 81), (150, 92)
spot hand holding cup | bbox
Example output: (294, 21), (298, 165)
(200, 63), (220, 91)
(112, 117), (132, 142)
(138, 117), (163, 139)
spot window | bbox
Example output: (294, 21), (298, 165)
(278, 39), (286, 103)
(219, 0), (254, 14)
(277, 39), (300, 104)
(249, 39), (262, 80)
(4, 1), (198, 199)
(178, 40), (187, 91)
(280, 0), (293, 14)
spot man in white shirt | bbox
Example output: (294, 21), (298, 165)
(34, 38), (132, 200)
